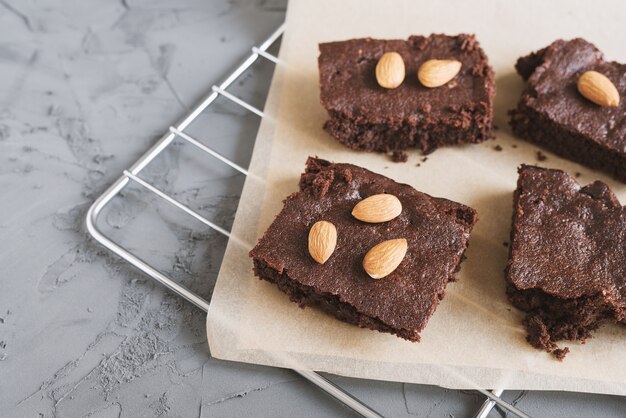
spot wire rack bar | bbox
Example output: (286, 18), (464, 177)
(123, 170), (232, 238)
(169, 127), (249, 176)
(252, 46), (280, 64)
(85, 22), (525, 418)
(212, 85), (264, 117)
(475, 389), (506, 418)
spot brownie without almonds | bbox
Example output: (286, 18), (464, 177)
(510, 39), (626, 182)
(318, 34), (495, 156)
(506, 165), (626, 359)
(249, 157), (477, 341)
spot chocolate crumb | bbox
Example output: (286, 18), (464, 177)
(391, 150), (408, 163)
(502, 241), (509, 247)
(575, 172), (581, 178)
(512, 144), (518, 148)
(554, 347), (570, 361)
(416, 163), (421, 167)
(536, 151), (547, 161)
(421, 157), (428, 163)
(493, 145), (503, 151)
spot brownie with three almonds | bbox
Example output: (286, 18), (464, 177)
(249, 157), (477, 341)
(506, 165), (626, 359)
(318, 34), (495, 156)
(510, 39), (626, 182)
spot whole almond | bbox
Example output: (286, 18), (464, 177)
(376, 52), (405, 89)
(352, 194), (402, 223)
(577, 71), (619, 107)
(418, 59), (462, 88)
(363, 238), (408, 279)
(308, 221), (337, 264)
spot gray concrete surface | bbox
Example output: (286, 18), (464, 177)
(0, 1), (624, 417)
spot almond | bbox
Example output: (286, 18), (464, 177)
(352, 194), (402, 223)
(308, 221), (337, 264)
(418, 59), (462, 88)
(363, 238), (408, 279)
(376, 52), (405, 89)
(577, 71), (619, 107)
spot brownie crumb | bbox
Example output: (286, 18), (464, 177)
(554, 347), (570, 361)
(575, 172), (581, 178)
(416, 163), (421, 167)
(421, 157), (429, 163)
(536, 151), (547, 161)
(502, 241), (509, 247)
(391, 150), (408, 163)
(493, 145), (503, 151)
(512, 144), (518, 148)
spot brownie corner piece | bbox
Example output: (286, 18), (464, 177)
(509, 38), (626, 182)
(318, 34), (495, 156)
(249, 157), (477, 342)
(505, 164), (626, 359)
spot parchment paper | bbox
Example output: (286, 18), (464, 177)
(207, 0), (626, 395)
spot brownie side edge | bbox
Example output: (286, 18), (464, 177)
(323, 109), (492, 155)
(510, 105), (626, 182)
(252, 258), (422, 342)
(252, 233), (476, 343)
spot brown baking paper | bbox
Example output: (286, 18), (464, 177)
(207, 0), (626, 394)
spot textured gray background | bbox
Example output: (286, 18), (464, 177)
(0, 0), (624, 417)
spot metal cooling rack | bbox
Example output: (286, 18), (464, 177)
(85, 23), (529, 418)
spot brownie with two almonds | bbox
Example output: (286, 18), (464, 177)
(510, 39), (626, 182)
(249, 157), (477, 341)
(506, 165), (626, 359)
(318, 34), (495, 156)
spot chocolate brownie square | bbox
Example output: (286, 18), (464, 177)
(249, 157), (477, 341)
(506, 165), (626, 359)
(318, 34), (495, 156)
(510, 39), (626, 182)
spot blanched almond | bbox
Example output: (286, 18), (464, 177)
(418, 59), (462, 88)
(308, 221), (337, 264)
(376, 52), (405, 89)
(577, 71), (619, 107)
(363, 238), (408, 279)
(352, 194), (402, 223)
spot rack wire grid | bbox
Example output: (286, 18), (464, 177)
(85, 23), (530, 418)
